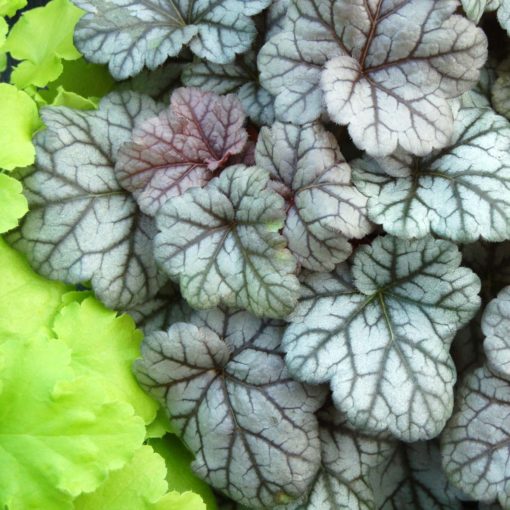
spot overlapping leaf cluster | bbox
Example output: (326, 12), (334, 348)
(7, 0), (510, 508)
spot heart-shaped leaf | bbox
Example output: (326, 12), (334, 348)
(353, 106), (510, 242)
(258, 0), (487, 156)
(72, 0), (267, 80)
(134, 308), (326, 508)
(255, 121), (371, 271)
(441, 366), (510, 508)
(9, 91), (165, 309)
(154, 165), (300, 318)
(283, 235), (481, 441)
(117, 87), (249, 216)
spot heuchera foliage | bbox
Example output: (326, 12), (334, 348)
(10, 0), (510, 508)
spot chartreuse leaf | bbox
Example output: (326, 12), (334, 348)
(117, 87), (249, 216)
(256, 121), (371, 271)
(135, 308), (325, 508)
(9, 91), (166, 310)
(0, 0), (26, 17)
(275, 406), (394, 510)
(182, 51), (275, 125)
(352, 106), (510, 242)
(481, 286), (510, 382)
(0, 237), (68, 339)
(74, 445), (206, 510)
(441, 366), (510, 509)
(258, 0), (487, 156)
(283, 236), (481, 441)
(0, 17), (7, 72)
(72, 0), (267, 80)
(0, 334), (146, 510)
(372, 441), (463, 510)
(37, 58), (116, 108)
(0, 83), (41, 170)
(154, 165), (300, 318)
(5, 0), (83, 88)
(0, 173), (28, 233)
(150, 435), (218, 509)
(52, 297), (159, 424)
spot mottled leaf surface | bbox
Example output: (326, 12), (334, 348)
(9, 92), (165, 309)
(117, 87), (248, 215)
(283, 236), (481, 441)
(277, 406), (394, 510)
(134, 308), (325, 508)
(182, 52), (275, 125)
(154, 165), (300, 318)
(255, 121), (371, 271)
(482, 286), (510, 382)
(352, 106), (510, 242)
(372, 441), (462, 510)
(72, 0), (263, 79)
(441, 366), (510, 508)
(259, 0), (487, 156)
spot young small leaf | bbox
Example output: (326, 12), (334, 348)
(5, 0), (83, 88)
(9, 92), (166, 309)
(117, 87), (249, 216)
(482, 286), (510, 382)
(182, 52), (275, 125)
(255, 121), (371, 271)
(352, 106), (510, 242)
(72, 0), (265, 80)
(259, 0), (487, 156)
(283, 236), (481, 441)
(441, 366), (510, 508)
(154, 165), (300, 318)
(134, 308), (325, 508)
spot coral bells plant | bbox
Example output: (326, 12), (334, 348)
(5, 0), (510, 508)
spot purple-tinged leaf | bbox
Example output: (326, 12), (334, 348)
(116, 87), (249, 216)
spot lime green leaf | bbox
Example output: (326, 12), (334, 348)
(0, 0), (26, 17)
(5, 0), (83, 88)
(74, 445), (202, 510)
(0, 173), (28, 233)
(52, 298), (159, 424)
(154, 491), (207, 510)
(0, 83), (41, 170)
(0, 238), (68, 339)
(0, 334), (146, 510)
(45, 58), (115, 99)
(150, 436), (217, 510)
(0, 17), (7, 72)
(37, 58), (116, 109)
(145, 408), (175, 439)
(49, 87), (98, 109)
